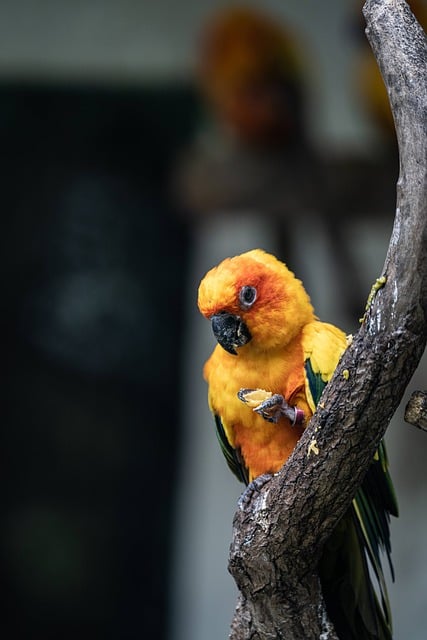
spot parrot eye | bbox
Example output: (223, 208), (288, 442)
(239, 285), (257, 309)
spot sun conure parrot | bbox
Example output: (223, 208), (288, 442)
(198, 248), (398, 640)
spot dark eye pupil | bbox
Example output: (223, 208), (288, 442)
(244, 288), (254, 302)
(240, 286), (257, 307)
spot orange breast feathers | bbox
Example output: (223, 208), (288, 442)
(203, 334), (313, 481)
(198, 249), (319, 481)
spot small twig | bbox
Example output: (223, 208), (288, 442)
(404, 391), (427, 432)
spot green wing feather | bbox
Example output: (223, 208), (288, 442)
(304, 357), (397, 640)
(214, 414), (249, 484)
(304, 358), (326, 409)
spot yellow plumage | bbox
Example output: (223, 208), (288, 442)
(199, 248), (346, 480)
(302, 320), (347, 412)
(198, 249), (397, 640)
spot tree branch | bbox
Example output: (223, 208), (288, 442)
(405, 390), (427, 432)
(228, 2), (427, 638)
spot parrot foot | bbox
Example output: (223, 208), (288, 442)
(238, 388), (304, 425)
(238, 473), (273, 508)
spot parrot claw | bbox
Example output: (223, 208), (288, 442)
(256, 394), (304, 425)
(238, 473), (273, 508)
(238, 388), (304, 425)
(254, 393), (285, 423)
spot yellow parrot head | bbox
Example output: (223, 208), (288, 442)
(198, 249), (314, 354)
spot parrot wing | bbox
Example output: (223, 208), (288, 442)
(302, 322), (397, 640)
(302, 320), (347, 412)
(214, 414), (249, 484)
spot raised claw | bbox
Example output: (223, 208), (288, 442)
(254, 393), (287, 423)
(238, 388), (304, 425)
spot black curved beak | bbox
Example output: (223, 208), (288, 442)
(210, 312), (252, 355)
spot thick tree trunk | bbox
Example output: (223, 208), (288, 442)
(228, 1), (427, 638)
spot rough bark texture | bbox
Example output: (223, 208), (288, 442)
(228, 2), (427, 638)
(405, 390), (427, 432)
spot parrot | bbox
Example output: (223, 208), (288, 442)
(198, 248), (398, 640)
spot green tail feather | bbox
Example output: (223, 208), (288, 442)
(305, 359), (397, 639)
(320, 505), (392, 640)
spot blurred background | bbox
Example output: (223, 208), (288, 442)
(1, 1), (426, 638)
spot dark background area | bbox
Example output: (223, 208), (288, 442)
(1, 83), (198, 638)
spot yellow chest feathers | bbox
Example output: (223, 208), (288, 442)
(203, 337), (309, 479)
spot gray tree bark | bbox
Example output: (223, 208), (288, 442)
(405, 390), (427, 432)
(228, 1), (427, 638)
